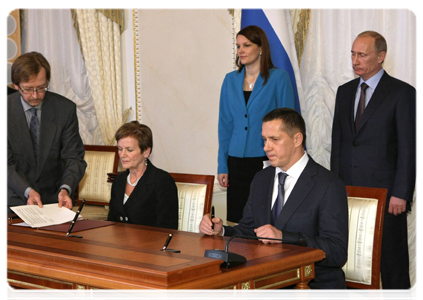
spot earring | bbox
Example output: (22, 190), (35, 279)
(260, 52), (262, 56)
(145, 159), (148, 166)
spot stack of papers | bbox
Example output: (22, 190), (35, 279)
(11, 204), (78, 228)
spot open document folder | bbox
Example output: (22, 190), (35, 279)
(10, 204), (79, 228)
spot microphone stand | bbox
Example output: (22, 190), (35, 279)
(204, 235), (286, 268)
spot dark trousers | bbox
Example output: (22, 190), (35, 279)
(380, 204), (411, 289)
(226, 156), (268, 223)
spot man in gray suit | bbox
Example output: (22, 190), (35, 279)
(8, 52), (87, 213)
(200, 108), (348, 289)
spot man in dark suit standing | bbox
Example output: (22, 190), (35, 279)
(200, 108), (349, 289)
(8, 52), (87, 213)
(331, 31), (416, 289)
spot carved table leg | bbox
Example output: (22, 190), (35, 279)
(294, 281), (311, 300)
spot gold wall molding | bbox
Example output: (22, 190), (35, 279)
(228, 9), (241, 70)
(132, 9), (142, 122)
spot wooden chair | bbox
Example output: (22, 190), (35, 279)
(343, 185), (387, 289)
(169, 173), (214, 233)
(74, 145), (119, 220)
(107, 171), (214, 232)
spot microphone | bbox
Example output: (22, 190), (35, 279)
(204, 235), (286, 268)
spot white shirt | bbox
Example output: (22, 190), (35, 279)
(271, 152), (309, 209)
(123, 193), (129, 205)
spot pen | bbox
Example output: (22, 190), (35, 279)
(66, 200), (85, 236)
(211, 206), (215, 230)
(162, 234), (173, 250)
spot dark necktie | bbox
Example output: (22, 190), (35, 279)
(30, 107), (40, 161)
(355, 82), (369, 131)
(272, 172), (288, 224)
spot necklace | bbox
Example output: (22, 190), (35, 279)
(244, 81), (254, 90)
(127, 173), (142, 187)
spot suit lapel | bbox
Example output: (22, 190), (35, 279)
(236, 69), (246, 108)
(274, 158), (317, 229)
(263, 167), (276, 224)
(246, 73), (264, 109)
(124, 161), (153, 207)
(356, 72), (391, 133)
(348, 78), (360, 136)
(9, 95), (37, 169)
(37, 95), (57, 178)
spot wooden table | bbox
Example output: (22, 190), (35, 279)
(7, 221), (325, 290)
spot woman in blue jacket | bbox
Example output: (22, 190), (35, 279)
(218, 25), (295, 223)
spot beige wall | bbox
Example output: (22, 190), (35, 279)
(121, 10), (233, 222)
(123, 9), (234, 178)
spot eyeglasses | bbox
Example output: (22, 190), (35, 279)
(19, 85), (48, 95)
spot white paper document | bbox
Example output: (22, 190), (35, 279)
(10, 204), (77, 228)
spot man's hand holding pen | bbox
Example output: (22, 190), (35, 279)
(199, 207), (223, 236)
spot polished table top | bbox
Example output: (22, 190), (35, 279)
(7, 220), (325, 289)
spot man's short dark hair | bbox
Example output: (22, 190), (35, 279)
(357, 30), (387, 54)
(11, 51), (51, 85)
(262, 108), (306, 148)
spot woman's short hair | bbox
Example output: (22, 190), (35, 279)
(235, 25), (274, 84)
(262, 108), (306, 148)
(115, 121), (153, 154)
(11, 52), (51, 85)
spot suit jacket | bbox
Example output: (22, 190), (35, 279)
(330, 71), (416, 205)
(107, 159), (179, 230)
(225, 156), (349, 289)
(8, 91), (87, 208)
(217, 68), (295, 174)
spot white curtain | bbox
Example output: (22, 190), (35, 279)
(21, 9), (102, 145)
(299, 9), (416, 286)
(74, 9), (129, 146)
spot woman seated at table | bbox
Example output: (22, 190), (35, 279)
(107, 121), (178, 229)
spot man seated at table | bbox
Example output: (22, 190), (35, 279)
(200, 108), (348, 289)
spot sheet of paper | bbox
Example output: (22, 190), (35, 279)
(10, 204), (77, 228)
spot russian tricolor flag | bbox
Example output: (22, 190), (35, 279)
(241, 9), (303, 114)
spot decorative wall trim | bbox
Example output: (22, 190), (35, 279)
(133, 9), (142, 122)
(228, 9), (241, 70)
